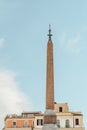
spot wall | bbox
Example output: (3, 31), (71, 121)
(5, 118), (34, 128)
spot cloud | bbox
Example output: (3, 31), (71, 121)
(0, 69), (33, 129)
(59, 33), (81, 54)
(0, 37), (5, 47)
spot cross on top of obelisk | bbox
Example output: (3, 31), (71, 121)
(48, 24), (52, 40)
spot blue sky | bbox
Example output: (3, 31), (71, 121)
(0, 0), (87, 129)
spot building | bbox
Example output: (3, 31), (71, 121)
(4, 103), (84, 130)
(3, 26), (85, 130)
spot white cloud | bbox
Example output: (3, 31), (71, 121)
(59, 33), (81, 54)
(0, 38), (5, 47)
(0, 69), (33, 129)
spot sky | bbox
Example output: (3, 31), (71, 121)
(0, 0), (87, 129)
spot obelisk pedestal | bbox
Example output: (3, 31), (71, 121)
(43, 110), (57, 130)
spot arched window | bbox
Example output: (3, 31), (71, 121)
(56, 120), (60, 128)
(65, 119), (70, 128)
(24, 120), (28, 127)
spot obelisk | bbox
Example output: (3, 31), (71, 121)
(42, 25), (57, 130)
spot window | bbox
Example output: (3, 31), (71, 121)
(24, 120), (28, 127)
(59, 107), (63, 112)
(56, 120), (60, 128)
(12, 121), (16, 128)
(32, 121), (34, 128)
(65, 119), (70, 128)
(75, 119), (79, 125)
(37, 119), (43, 126)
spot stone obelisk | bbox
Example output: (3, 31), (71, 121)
(42, 25), (57, 130)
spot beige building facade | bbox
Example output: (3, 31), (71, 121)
(55, 103), (83, 128)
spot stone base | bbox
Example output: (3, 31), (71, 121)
(42, 124), (58, 130)
(44, 110), (56, 124)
